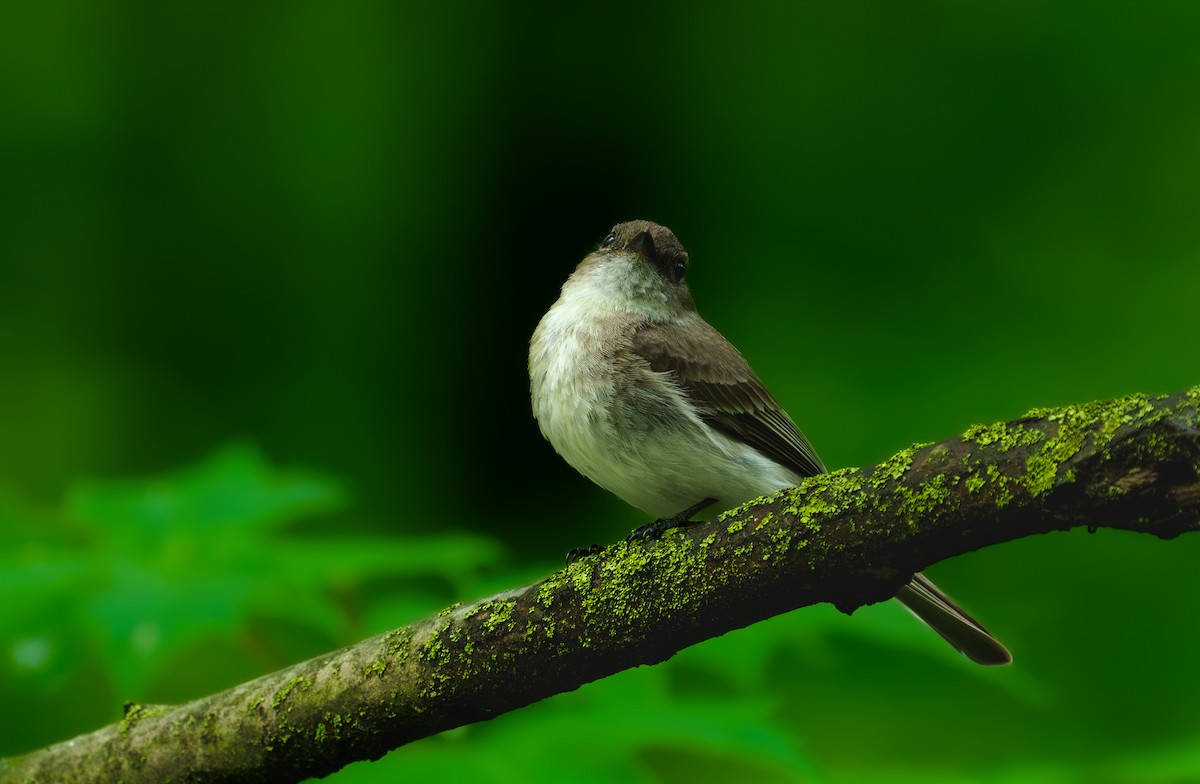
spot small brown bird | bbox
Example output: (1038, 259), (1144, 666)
(529, 220), (1010, 665)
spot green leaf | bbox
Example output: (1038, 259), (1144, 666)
(3, 445), (502, 704)
(65, 443), (345, 543)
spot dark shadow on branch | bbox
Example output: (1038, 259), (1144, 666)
(3, 387), (1199, 784)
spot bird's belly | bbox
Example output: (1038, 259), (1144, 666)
(541, 386), (798, 518)
(595, 428), (801, 517)
(531, 313), (800, 519)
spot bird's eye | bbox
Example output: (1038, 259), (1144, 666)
(672, 256), (687, 281)
(603, 232), (616, 246)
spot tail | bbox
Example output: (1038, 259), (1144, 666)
(895, 573), (1012, 666)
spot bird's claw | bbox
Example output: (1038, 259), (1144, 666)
(565, 543), (605, 565)
(626, 497), (718, 543)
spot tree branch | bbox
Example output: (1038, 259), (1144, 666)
(4, 387), (1199, 784)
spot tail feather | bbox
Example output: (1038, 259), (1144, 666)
(895, 573), (1012, 666)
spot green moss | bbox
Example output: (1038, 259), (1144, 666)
(419, 621), (452, 666)
(583, 543), (667, 636)
(1023, 393), (1159, 497)
(118, 703), (169, 736)
(272, 675), (314, 709)
(780, 469), (866, 530)
(480, 600), (517, 635)
(527, 519), (766, 649)
(570, 562), (596, 592)
(869, 445), (922, 487)
(1184, 385), (1200, 425)
(964, 473), (985, 493)
(962, 421), (1045, 451)
(1132, 429), (1182, 465)
(726, 518), (746, 533)
(767, 524), (803, 557)
(984, 464), (1014, 508)
(1102, 482), (1129, 499)
(417, 621), (455, 699)
(314, 722), (327, 742)
(383, 628), (413, 664)
(534, 577), (561, 608)
(894, 472), (954, 522)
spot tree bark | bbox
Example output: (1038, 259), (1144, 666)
(3, 387), (1198, 784)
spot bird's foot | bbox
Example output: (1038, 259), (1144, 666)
(627, 497), (718, 542)
(565, 544), (605, 566)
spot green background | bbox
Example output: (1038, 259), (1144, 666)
(3, 2), (1199, 782)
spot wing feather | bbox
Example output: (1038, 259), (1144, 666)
(631, 317), (826, 478)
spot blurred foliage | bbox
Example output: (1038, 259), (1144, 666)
(0, 446), (501, 754)
(2, 0), (1200, 782)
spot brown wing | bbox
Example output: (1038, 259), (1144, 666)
(632, 317), (826, 478)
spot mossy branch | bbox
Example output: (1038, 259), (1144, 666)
(4, 387), (1199, 784)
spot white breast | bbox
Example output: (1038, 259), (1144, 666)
(529, 271), (801, 518)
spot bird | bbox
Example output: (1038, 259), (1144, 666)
(528, 219), (1011, 666)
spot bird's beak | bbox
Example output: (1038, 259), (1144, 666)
(627, 230), (658, 263)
